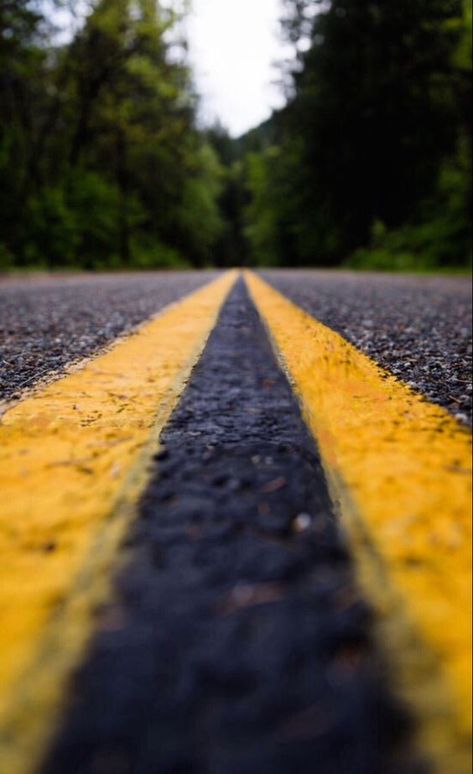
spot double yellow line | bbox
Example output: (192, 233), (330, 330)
(0, 271), (471, 773)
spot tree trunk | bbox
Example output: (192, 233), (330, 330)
(116, 128), (131, 265)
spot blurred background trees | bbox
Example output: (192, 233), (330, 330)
(242, 0), (472, 270)
(0, 0), (224, 268)
(0, 0), (471, 270)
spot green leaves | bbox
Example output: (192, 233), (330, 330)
(243, 0), (471, 269)
(0, 0), (224, 269)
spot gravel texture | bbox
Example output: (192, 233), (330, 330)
(262, 270), (472, 424)
(43, 282), (422, 774)
(0, 272), (220, 403)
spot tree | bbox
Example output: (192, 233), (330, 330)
(244, 0), (470, 267)
(0, 0), (48, 261)
(0, 0), (225, 269)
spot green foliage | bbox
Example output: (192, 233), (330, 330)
(347, 206), (472, 273)
(0, 0), (224, 269)
(347, 133), (472, 271)
(66, 171), (122, 268)
(241, 0), (472, 270)
(244, 151), (278, 265)
(129, 238), (190, 270)
(1, 0), (471, 271)
(205, 126), (250, 267)
(454, 0), (472, 70)
(0, 243), (14, 270)
(244, 146), (300, 266)
(23, 187), (78, 266)
(178, 143), (225, 265)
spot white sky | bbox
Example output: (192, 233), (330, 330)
(50, 0), (287, 137)
(187, 0), (287, 136)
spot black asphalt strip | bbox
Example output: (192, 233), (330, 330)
(43, 281), (423, 774)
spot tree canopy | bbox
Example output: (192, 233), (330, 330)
(242, 0), (472, 269)
(0, 0), (224, 268)
(0, 0), (471, 270)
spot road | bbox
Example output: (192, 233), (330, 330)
(0, 270), (471, 774)
(262, 271), (472, 423)
(1, 270), (470, 421)
(0, 272), (220, 404)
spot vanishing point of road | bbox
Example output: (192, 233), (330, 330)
(0, 270), (471, 774)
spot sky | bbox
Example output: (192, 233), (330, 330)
(186, 0), (287, 137)
(49, 0), (287, 138)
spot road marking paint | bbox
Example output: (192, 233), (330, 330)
(246, 271), (472, 773)
(0, 271), (237, 774)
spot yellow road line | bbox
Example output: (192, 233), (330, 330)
(246, 271), (472, 773)
(0, 271), (237, 774)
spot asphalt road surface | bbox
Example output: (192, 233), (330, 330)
(262, 270), (472, 423)
(0, 270), (471, 774)
(1, 270), (470, 421)
(0, 272), (219, 404)
(43, 279), (420, 774)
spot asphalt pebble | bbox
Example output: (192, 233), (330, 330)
(0, 272), (220, 403)
(262, 270), (472, 424)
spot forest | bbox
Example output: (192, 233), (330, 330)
(0, 0), (471, 271)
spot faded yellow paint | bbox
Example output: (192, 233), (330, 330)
(246, 271), (472, 773)
(0, 271), (237, 773)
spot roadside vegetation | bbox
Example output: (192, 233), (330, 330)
(0, 0), (225, 270)
(1, 0), (471, 271)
